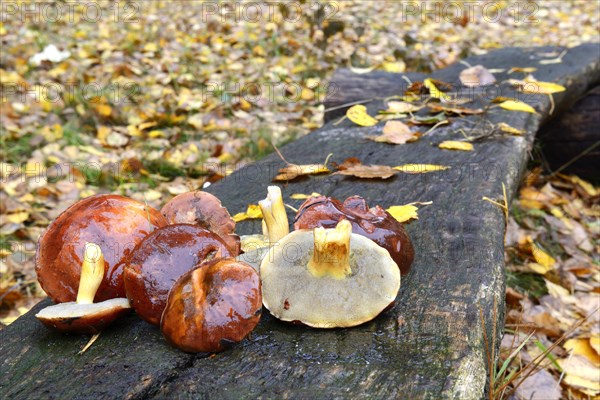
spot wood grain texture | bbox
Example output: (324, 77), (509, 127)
(1, 44), (598, 400)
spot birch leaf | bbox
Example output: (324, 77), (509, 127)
(499, 100), (537, 114)
(232, 204), (263, 222)
(394, 164), (450, 173)
(368, 120), (419, 144)
(498, 122), (525, 135)
(438, 141), (474, 151)
(424, 78), (451, 101)
(274, 164), (330, 181)
(346, 105), (378, 127)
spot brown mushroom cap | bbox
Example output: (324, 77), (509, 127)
(260, 222), (400, 328)
(161, 258), (262, 353)
(36, 298), (131, 334)
(35, 194), (167, 303)
(160, 191), (240, 255)
(294, 195), (414, 275)
(124, 224), (233, 325)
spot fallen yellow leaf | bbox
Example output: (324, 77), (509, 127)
(564, 338), (600, 366)
(559, 356), (600, 395)
(386, 201), (431, 223)
(232, 204), (263, 222)
(382, 61), (405, 73)
(499, 99), (537, 114)
(4, 212), (29, 224)
(497, 122), (525, 135)
(290, 192), (321, 200)
(527, 262), (554, 275)
(144, 43), (158, 52)
(346, 105), (378, 127)
(394, 164), (450, 174)
(531, 242), (556, 268)
(335, 165), (397, 179)
(519, 80), (566, 95)
(568, 175), (598, 196)
(424, 78), (451, 101)
(94, 103), (112, 117)
(590, 336), (600, 356)
(97, 126), (111, 144)
(508, 67), (538, 74)
(274, 164), (330, 181)
(438, 141), (473, 151)
(386, 205), (419, 223)
(0, 248), (13, 257)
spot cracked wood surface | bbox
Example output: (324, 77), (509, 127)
(1, 44), (598, 400)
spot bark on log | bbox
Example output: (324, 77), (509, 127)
(1, 44), (598, 400)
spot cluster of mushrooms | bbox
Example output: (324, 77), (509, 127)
(34, 187), (414, 353)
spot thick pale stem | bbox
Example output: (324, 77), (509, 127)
(307, 219), (352, 279)
(76, 242), (105, 304)
(259, 186), (289, 244)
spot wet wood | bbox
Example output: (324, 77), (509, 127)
(1, 44), (598, 400)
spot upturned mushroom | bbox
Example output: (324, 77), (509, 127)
(36, 194), (167, 303)
(36, 243), (131, 334)
(160, 191), (240, 255)
(161, 258), (262, 353)
(238, 186), (290, 269)
(260, 219), (400, 328)
(294, 195), (414, 275)
(124, 224), (233, 325)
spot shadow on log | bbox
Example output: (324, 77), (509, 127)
(538, 85), (600, 181)
(1, 44), (598, 400)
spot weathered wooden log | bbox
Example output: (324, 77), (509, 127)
(324, 69), (426, 121)
(1, 44), (598, 400)
(538, 85), (600, 181)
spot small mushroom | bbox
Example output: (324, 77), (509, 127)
(261, 220), (400, 328)
(161, 258), (262, 353)
(294, 195), (414, 275)
(237, 186), (289, 269)
(160, 191), (240, 255)
(124, 224), (233, 325)
(36, 194), (167, 303)
(36, 243), (131, 334)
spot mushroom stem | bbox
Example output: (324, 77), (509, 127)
(76, 243), (105, 304)
(307, 219), (352, 279)
(259, 186), (289, 244)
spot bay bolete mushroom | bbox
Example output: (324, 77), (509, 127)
(124, 224), (233, 325)
(294, 195), (414, 275)
(261, 219), (400, 328)
(161, 258), (262, 353)
(36, 243), (131, 334)
(36, 194), (167, 303)
(160, 191), (240, 255)
(238, 186), (290, 269)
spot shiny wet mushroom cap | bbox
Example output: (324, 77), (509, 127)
(160, 191), (240, 255)
(36, 194), (167, 303)
(260, 220), (400, 328)
(161, 258), (262, 353)
(294, 195), (414, 275)
(36, 243), (131, 334)
(124, 224), (232, 325)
